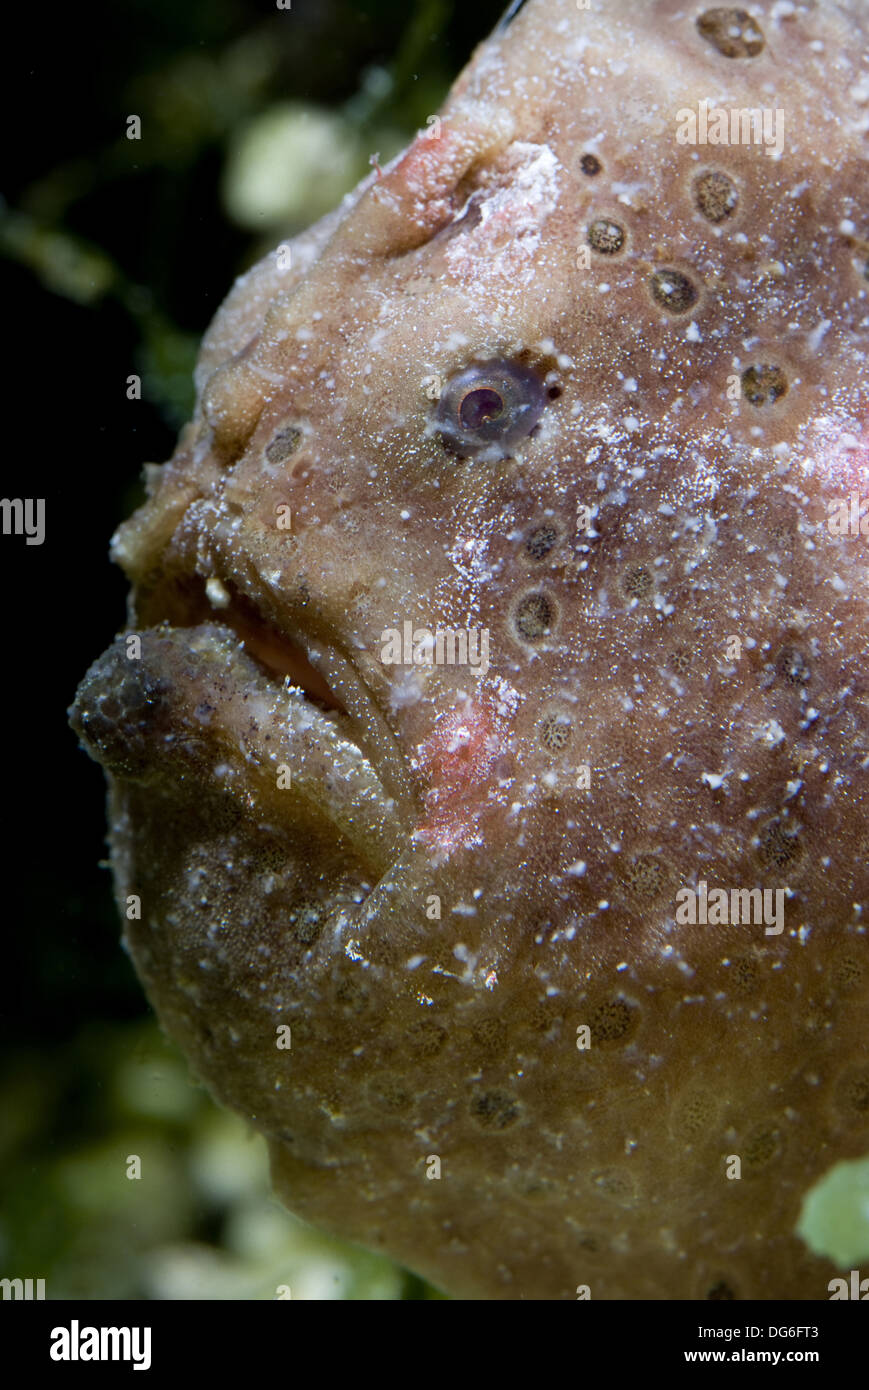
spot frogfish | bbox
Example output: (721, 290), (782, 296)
(70, 0), (869, 1299)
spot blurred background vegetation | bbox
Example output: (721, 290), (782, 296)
(1, 0), (506, 1300)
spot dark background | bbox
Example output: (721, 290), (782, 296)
(1, 0), (505, 1298)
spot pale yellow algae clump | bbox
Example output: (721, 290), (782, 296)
(797, 1155), (869, 1270)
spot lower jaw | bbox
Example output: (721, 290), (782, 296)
(70, 621), (406, 873)
(69, 617), (416, 1133)
(128, 567), (421, 824)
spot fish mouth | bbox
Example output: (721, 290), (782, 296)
(134, 566), (353, 714)
(69, 564), (417, 878)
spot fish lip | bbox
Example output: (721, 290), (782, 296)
(201, 573), (351, 715)
(133, 562), (421, 831)
(69, 621), (409, 892)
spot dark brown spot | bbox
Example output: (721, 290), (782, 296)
(696, 8), (765, 59)
(587, 218), (626, 255)
(622, 564), (653, 599)
(580, 153), (602, 176)
(741, 364), (788, 406)
(539, 712), (573, 752)
(471, 1018), (508, 1054)
(292, 908), (322, 946)
(744, 1125), (782, 1167)
(589, 999), (637, 1044)
(407, 1019), (447, 1057)
(514, 591), (556, 642)
(836, 1066), (869, 1117)
(626, 855), (668, 899)
(775, 646), (810, 686)
(527, 1002), (562, 1035)
(693, 170), (739, 223)
(769, 520), (795, 551)
(729, 954), (760, 993)
(265, 426), (303, 465)
(673, 1092), (720, 1141)
(757, 819), (802, 872)
(830, 953), (864, 991)
(525, 524), (560, 560)
(335, 976), (370, 1012)
(650, 268), (699, 315)
(470, 1089), (520, 1130)
(369, 1076), (413, 1112)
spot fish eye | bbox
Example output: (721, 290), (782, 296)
(434, 361), (547, 454)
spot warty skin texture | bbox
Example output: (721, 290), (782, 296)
(71, 0), (869, 1299)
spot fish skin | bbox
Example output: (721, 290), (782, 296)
(70, 0), (869, 1298)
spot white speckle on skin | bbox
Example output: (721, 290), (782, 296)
(807, 319), (832, 353)
(205, 575), (231, 609)
(754, 720), (786, 748)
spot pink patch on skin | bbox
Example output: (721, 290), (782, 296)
(361, 118), (511, 251)
(371, 123), (494, 241)
(414, 695), (509, 853)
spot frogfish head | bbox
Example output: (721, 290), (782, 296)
(70, 0), (869, 1299)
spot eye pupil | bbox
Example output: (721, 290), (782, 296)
(433, 359), (547, 456)
(459, 387), (504, 430)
